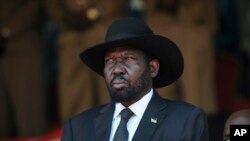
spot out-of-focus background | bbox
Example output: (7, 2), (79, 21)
(0, 0), (249, 140)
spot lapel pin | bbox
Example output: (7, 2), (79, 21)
(151, 118), (157, 124)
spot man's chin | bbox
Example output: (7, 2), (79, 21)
(111, 89), (127, 97)
(109, 89), (130, 102)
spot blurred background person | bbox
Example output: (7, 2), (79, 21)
(146, 0), (218, 114)
(235, 0), (250, 98)
(0, 0), (47, 138)
(44, 0), (130, 123)
(214, 0), (250, 113)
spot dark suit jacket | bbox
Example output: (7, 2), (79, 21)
(62, 91), (209, 141)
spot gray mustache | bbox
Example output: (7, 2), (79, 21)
(111, 76), (128, 84)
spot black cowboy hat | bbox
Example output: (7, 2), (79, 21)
(80, 17), (184, 88)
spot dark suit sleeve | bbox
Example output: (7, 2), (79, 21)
(61, 120), (73, 141)
(181, 108), (209, 141)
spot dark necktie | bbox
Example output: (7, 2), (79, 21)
(113, 108), (134, 141)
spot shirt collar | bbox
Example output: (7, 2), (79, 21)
(113, 88), (153, 119)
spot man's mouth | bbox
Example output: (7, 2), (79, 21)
(111, 80), (128, 89)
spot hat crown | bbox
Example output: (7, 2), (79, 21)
(105, 18), (154, 42)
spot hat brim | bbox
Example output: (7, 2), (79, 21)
(80, 35), (184, 88)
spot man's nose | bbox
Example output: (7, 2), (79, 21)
(112, 63), (126, 76)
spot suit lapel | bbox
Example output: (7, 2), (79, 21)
(94, 104), (115, 141)
(132, 91), (168, 141)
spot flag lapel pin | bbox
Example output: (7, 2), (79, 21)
(151, 117), (157, 124)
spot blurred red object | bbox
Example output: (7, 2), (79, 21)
(0, 128), (62, 141)
(215, 53), (250, 113)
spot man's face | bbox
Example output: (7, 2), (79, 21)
(104, 46), (155, 104)
(223, 111), (250, 141)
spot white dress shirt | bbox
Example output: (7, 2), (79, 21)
(109, 89), (153, 141)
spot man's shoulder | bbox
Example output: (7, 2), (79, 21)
(155, 91), (204, 113)
(61, 104), (113, 140)
(166, 99), (197, 109)
(162, 98), (206, 117)
(69, 104), (110, 125)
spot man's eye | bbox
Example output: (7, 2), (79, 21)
(105, 58), (113, 63)
(125, 56), (135, 60)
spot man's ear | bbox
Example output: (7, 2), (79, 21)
(149, 59), (159, 78)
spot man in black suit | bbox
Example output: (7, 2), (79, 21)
(62, 17), (209, 141)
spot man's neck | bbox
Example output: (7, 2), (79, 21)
(121, 88), (153, 107)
